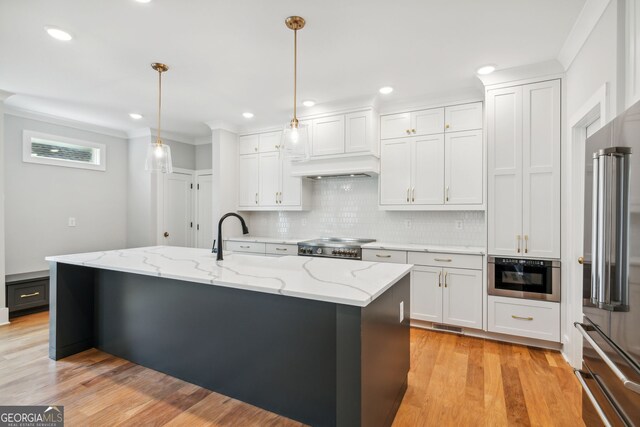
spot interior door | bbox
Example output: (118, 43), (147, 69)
(238, 154), (259, 207)
(412, 134), (445, 205)
(411, 267), (443, 322)
(280, 156), (302, 206)
(311, 115), (345, 156)
(445, 130), (483, 205)
(259, 152), (280, 206)
(488, 85), (524, 256)
(442, 268), (483, 328)
(522, 80), (561, 258)
(163, 171), (193, 247)
(196, 174), (213, 249)
(380, 138), (411, 205)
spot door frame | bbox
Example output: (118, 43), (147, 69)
(159, 168), (195, 247)
(195, 169), (213, 248)
(563, 83), (609, 368)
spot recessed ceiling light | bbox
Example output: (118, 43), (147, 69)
(129, 113), (143, 120)
(135, 0), (152, 3)
(45, 26), (73, 41)
(476, 65), (496, 75)
(379, 86), (394, 95)
(242, 112), (254, 119)
(302, 100), (315, 107)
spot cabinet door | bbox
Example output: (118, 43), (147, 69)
(487, 86), (523, 256)
(238, 154), (259, 207)
(380, 113), (411, 139)
(280, 157), (302, 206)
(522, 80), (561, 259)
(412, 108), (444, 136)
(238, 134), (259, 155)
(259, 131), (282, 153)
(380, 139), (412, 205)
(345, 111), (373, 153)
(311, 115), (345, 156)
(442, 268), (483, 329)
(445, 102), (483, 132)
(412, 135), (445, 204)
(411, 267), (443, 322)
(445, 130), (483, 205)
(259, 152), (280, 207)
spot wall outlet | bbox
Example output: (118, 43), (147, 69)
(68, 217), (77, 227)
(399, 301), (404, 323)
(404, 219), (412, 229)
(455, 220), (464, 230)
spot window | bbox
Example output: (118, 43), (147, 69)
(22, 130), (106, 171)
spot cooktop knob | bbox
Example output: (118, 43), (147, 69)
(316, 248), (323, 254)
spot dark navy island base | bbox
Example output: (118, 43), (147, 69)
(48, 262), (410, 427)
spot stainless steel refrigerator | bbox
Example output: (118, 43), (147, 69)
(577, 100), (640, 426)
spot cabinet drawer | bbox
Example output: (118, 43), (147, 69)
(7, 279), (49, 312)
(488, 296), (560, 342)
(362, 249), (407, 263)
(407, 252), (482, 270)
(225, 241), (266, 254)
(265, 243), (298, 256)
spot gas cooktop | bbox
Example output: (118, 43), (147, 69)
(298, 238), (376, 260)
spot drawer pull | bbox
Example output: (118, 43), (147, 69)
(511, 315), (533, 321)
(434, 258), (452, 262)
(275, 248), (288, 251)
(376, 254), (392, 258)
(444, 271), (448, 287)
(438, 271), (442, 287)
(239, 245), (250, 249)
(21, 292), (40, 298)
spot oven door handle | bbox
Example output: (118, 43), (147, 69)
(575, 322), (640, 395)
(574, 369), (612, 427)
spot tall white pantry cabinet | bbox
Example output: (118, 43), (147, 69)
(487, 79), (561, 259)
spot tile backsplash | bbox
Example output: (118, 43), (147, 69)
(247, 177), (486, 247)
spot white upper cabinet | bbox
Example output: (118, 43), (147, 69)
(258, 152), (280, 207)
(238, 134), (259, 155)
(345, 110), (374, 153)
(258, 131), (282, 153)
(445, 130), (483, 205)
(379, 101), (484, 210)
(412, 134), (445, 204)
(444, 102), (483, 132)
(311, 115), (345, 156)
(238, 154), (259, 207)
(280, 157), (302, 206)
(487, 79), (560, 258)
(380, 138), (412, 205)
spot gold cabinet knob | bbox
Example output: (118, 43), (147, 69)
(254, 147), (258, 152)
(406, 129), (411, 135)
(163, 232), (169, 238)
(578, 256), (584, 265)
(411, 129), (416, 133)
(445, 124), (450, 129)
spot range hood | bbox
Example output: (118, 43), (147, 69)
(289, 153), (379, 179)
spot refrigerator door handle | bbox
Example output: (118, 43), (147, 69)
(591, 154), (600, 306)
(575, 322), (640, 395)
(574, 369), (613, 427)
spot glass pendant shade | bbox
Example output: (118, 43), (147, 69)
(282, 121), (309, 161)
(145, 141), (173, 173)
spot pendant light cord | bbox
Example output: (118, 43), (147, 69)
(157, 69), (162, 145)
(293, 28), (297, 123)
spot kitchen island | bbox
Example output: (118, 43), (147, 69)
(46, 246), (412, 427)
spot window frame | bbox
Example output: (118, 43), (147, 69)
(22, 130), (107, 171)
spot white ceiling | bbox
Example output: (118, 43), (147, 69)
(0, 0), (585, 138)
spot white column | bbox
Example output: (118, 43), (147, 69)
(207, 122), (241, 239)
(0, 90), (13, 325)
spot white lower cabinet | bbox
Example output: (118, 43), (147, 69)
(411, 267), (442, 322)
(225, 240), (296, 257)
(488, 295), (560, 342)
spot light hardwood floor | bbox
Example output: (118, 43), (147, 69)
(0, 312), (584, 426)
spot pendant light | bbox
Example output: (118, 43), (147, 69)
(282, 16), (309, 160)
(145, 62), (173, 173)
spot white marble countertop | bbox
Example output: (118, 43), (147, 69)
(361, 242), (486, 255)
(46, 246), (412, 307)
(225, 236), (307, 245)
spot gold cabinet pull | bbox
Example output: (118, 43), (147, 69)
(275, 247), (288, 251)
(512, 315), (533, 321)
(438, 271), (442, 287)
(434, 258), (452, 262)
(255, 193), (258, 204)
(446, 186), (449, 202)
(524, 235), (529, 253)
(411, 187), (415, 202)
(516, 235), (521, 253)
(443, 271), (448, 288)
(239, 245), (250, 249)
(407, 188), (410, 203)
(376, 254), (391, 258)
(578, 256), (584, 265)
(20, 292), (40, 298)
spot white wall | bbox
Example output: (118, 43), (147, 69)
(4, 114), (128, 275)
(126, 135), (159, 248)
(165, 137), (196, 170)
(196, 143), (212, 170)
(0, 93), (9, 324)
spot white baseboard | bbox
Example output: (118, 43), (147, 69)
(0, 307), (9, 326)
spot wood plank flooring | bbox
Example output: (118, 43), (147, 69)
(0, 312), (584, 426)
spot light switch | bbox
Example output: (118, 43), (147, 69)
(68, 217), (76, 227)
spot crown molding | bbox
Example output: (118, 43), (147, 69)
(378, 87), (484, 115)
(478, 60), (565, 89)
(0, 90), (14, 102)
(205, 120), (239, 133)
(4, 105), (129, 139)
(557, 0), (612, 70)
(194, 136), (212, 145)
